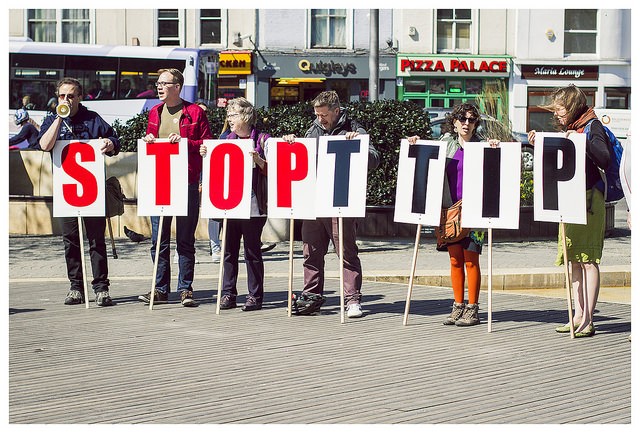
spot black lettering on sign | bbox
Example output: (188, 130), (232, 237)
(482, 147), (501, 218)
(407, 144), (441, 214)
(327, 140), (360, 207)
(542, 137), (576, 210)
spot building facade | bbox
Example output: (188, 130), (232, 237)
(9, 8), (632, 134)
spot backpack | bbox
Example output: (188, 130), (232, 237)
(584, 120), (624, 202)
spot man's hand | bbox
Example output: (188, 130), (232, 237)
(99, 137), (115, 154)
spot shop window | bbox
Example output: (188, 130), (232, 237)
(564, 9), (597, 55)
(310, 9), (347, 48)
(466, 79), (482, 94)
(200, 9), (222, 45)
(429, 79), (446, 94)
(405, 80), (427, 93)
(28, 9), (91, 43)
(158, 9), (181, 46)
(447, 80), (463, 94)
(436, 9), (472, 53)
(605, 87), (630, 109)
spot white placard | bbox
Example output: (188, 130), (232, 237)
(267, 138), (317, 220)
(393, 140), (447, 226)
(52, 139), (106, 217)
(201, 139), (254, 219)
(461, 142), (522, 229)
(534, 132), (587, 224)
(137, 139), (189, 216)
(314, 135), (370, 218)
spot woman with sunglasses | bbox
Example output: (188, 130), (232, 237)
(409, 103), (495, 327)
(528, 85), (612, 337)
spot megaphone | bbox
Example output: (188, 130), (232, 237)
(56, 103), (71, 118)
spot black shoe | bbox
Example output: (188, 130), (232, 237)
(95, 290), (114, 307)
(260, 242), (276, 253)
(242, 296), (262, 311)
(138, 289), (168, 304)
(64, 289), (84, 305)
(124, 225), (146, 242)
(180, 290), (199, 307)
(219, 294), (237, 310)
(292, 292), (325, 315)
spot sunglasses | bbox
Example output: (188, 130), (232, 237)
(455, 114), (479, 124)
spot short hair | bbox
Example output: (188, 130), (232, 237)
(158, 68), (184, 87)
(226, 97), (257, 126)
(312, 90), (340, 110)
(56, 78), (83, 96)
(541, 84), (588, 128)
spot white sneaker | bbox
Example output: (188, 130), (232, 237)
(346, 303), (363, 318)
(211, 252), (220, 263)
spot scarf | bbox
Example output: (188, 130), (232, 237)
(566, 107), (598, 133)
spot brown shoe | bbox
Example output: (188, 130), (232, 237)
(180, 290), (199, 307)
(138, 289), (168, 304)
(443, 302), (466, 325)
(242, 296), (262, 311)
(219, 294), (237, 310)
(455, 303), (480, 326)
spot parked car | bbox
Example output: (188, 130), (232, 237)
(425, 109), (534, 171)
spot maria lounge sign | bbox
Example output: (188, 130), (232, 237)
(520, 64), (599, 80)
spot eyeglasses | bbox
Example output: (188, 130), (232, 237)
(155, 81), (177, 88)
(455, 114), (478, 124)
(57, 93), (78, 100)
(554, 110), (568, 119)
(227, 113), (240, 118)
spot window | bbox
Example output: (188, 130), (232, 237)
(436, 9), (472, 53)
(605, 87), (630, 109)
(310, 9), (347, 48)
(158, 9), (181, 46)
(27, 9), (90, 43)
(564, 9), (597, 55)
(200, 9), (222, 45)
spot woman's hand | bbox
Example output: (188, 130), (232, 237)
(282, 134), (296, 143)
(407, 135), (420, 145)
(527, 130), (536, 146)
(143, 133), (155, 143)
(199, 144), (207, 157)
(250, 151), (266, 169)
(488, 139), (500, 148)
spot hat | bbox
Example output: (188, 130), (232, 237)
(14, 108), (29, 125)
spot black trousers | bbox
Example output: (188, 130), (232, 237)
(61, 216), (109, 293)
(222, 216), (267, 302)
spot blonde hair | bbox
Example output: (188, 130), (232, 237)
(540, 84), (588, 127)
(226, 97), (257, 126)
(157, 68), (184, 87)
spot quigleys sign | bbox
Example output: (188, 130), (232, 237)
(298, 59), (357, 77)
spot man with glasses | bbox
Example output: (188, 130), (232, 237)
(283, 90), (380, 318)
(38, 77), (120, 307)
(137, 68), (213, 307)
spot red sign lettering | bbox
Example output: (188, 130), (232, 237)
(61, 142), (98, 207)
(146, 142), (180, 205)
(209, 143), (245, 210)
(276, 142), (309, 208)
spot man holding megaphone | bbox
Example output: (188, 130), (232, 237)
(38, 77), (121, 307)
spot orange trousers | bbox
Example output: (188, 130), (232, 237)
(447, 243), (481, 304)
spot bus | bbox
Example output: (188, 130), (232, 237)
(9, 40), (219, 126)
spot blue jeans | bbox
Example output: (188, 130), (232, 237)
(150, 183), (200, 294)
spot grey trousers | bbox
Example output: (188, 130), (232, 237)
(301, 217), (362, 305)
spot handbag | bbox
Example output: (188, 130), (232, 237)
(435, 199), (470, 246)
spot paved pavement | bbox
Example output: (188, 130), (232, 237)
(6, 200), (633, 425)
(8, 200), (633, 302)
